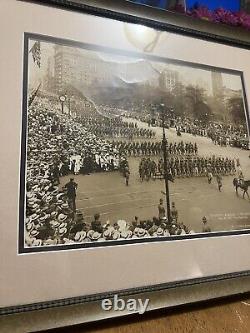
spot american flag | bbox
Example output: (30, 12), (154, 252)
(29, 41), (41, 68)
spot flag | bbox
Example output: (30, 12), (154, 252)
(28, 83), (41, 107)
(29, 41), (41, 68)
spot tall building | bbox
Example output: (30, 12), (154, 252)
(54, 45), (117, 93)
(43, 56), (56, 92)
(211, 71), (223, 99)
(159, 69), (179, 92)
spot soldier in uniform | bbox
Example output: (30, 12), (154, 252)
(124, 166), (130, 186)
(170, 202), (178, 222)
(158, 199), (165, 220)
(216, 174), (222, 191)
(64, 178), (78, 213)
(207, 171), (213, 184)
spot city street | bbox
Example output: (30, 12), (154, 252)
(61, 119), (250, 234)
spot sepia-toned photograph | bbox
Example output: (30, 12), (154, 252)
(20, 34), (250, 252)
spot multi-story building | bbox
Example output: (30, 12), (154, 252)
(54, 45), (117, 93)
(159, 69), (179, 92)
(54, 45), (179, 95)
(211, 71), (224, 99)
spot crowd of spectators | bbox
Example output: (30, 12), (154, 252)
(174, 117), (249, 150)
(25, 96), (127, 247)
(26, 202), (193, 247)
(27, 95), (243, 247)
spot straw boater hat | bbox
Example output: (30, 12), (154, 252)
(58, 214), (67, 222)
(38, 215), (47, 223)
(103, 228), (112, 239)
(91, 232), (101, 241)
(74, 231), (87, 242)
(87, 230), (95, 239)
(50, 211), (58, 219)
(26, 221), (34, 232)
(29, 213), (39, 221)
(30, 229), (39, 237)
(61, 203), (69, 209)
(32, 239), (42, 247)
(43, 238), (57, 246)
(120, 230), (133, 239)
(137, 228), (146, 238)
(50, 220), (60, 228)
(56, 193), (65, 200)
(59, 225), (67, 236)
(164, 229), (170, 237)
(156, 228), (164, 236)
(112, 230), (121, 240)
(27, 199), (36, 206)
(46, 196), (53, 204)
(62, 238), (74, 245)
(59, 221), (67, 229)
(30, 203), (39, 211)
(133, 227), (139, 235)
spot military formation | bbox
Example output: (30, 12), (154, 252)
(108, 140), (198, 157)
(79, 116), (156, 139)
(138, 156), (236, 181)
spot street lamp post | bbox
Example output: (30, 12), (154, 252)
(59, 95), (66, 114)
(160, 103), (171, 223)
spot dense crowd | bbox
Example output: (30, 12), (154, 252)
(25, 97), (127, 247)
(27, 98), (125, 176)
(108, 140), (198, 157)
(25, 95), (243, 247)
(26, 203), (193, 247)
(174, 117), (249, 150)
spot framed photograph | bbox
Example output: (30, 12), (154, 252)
(1, 0), (250, 329)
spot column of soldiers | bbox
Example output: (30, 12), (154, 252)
(92, 127), (155, 139)
(79, 116), (155, 139)
(139, 156), (236, 181)
(108, 141), (198, 157)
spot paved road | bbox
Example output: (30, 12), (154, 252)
(61, 119), (250, 233)
(124, 117), (250, 178)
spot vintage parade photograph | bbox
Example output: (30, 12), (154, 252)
(21, 34), (250, 251)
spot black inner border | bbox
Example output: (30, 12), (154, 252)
(19, 32), (250, 254)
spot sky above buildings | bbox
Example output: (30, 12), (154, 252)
(28, 40), (243, 95)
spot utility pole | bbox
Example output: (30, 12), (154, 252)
(59, 95), (66, 114)
(160, 103), (171, 222)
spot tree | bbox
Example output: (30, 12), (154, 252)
(227, 97), (245, 124)
(185, 85), (212, 120)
